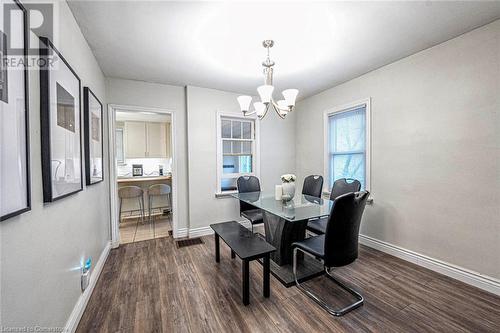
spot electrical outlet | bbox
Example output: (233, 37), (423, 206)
(81, 257), (92, 292)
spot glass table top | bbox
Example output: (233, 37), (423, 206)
(231, 192), (333, 222)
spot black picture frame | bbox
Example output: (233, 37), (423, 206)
(84, 87), (104, 185)
(0, 31), (9, 103)
(1, 0), (31, 221)
(39, 36), (83, 202)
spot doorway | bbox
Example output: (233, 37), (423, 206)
(108, 104), (178, 247)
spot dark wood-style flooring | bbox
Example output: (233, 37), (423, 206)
(77, 235), (500, 332)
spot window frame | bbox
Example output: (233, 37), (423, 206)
(216, 111), (260, 196)
(115, 127), (125, 165)
(323, 98), (371, 194)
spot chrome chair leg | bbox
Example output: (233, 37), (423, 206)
(118, 198), (123, 224)
(293, 248), (364, 316)
(148, 195), (152, 224)
(139, 197), (145, 224)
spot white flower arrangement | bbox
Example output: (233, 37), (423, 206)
(281, 174), (296, 183)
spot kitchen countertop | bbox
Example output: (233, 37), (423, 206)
(117, 175), (172, 183)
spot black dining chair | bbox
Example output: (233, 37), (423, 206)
(292, 191), (370, 316)
(306, 178), (361, 235)
(237, 176), (263, 233)
(302, 175), (324, 198)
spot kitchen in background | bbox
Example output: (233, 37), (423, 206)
(115, 110), (173, 244)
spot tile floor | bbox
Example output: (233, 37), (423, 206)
(119, 213), (172, 244)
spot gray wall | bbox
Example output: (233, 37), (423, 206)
(295, 20), (500, 279)
(0, 1), (109, 328)
(186, 86), (296, 229)
(105, 78), (189, 230)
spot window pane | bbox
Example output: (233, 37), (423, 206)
(329, 107), (365, 153)
(242, 122), (251, 139)
(116, 129), (124, 162)
(232, 120), (242, 139)
(223, 155), (252, 174)
(222, 140), (231, 154)
(241, 141), (252, 154)
(239, 155), (252, 173)
(232, 141), (241, 154)
(222, 120), (231, 138)
(221, 177), (238, 192)
(331, 153), (365, 190)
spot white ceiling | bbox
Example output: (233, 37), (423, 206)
(68, 1), (500, 99)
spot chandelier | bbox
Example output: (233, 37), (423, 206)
(237, 40), (299, 120)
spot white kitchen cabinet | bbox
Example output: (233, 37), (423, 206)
(124, 121), (169, 158)
(124, 121), (147, 158)
(147, 122), (167, 158)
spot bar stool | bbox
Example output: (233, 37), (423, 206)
(148, 184), (171, 223)
(118, 186), (145, 224)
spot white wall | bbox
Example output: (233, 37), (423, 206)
(186, 86), (296, 229)
(0, 0), (109, 328)
(105, 78), (189, 230)
(295, 20), (500, 279)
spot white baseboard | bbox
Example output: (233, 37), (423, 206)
(188, 220), (253, 238)
(173, 220), (252, 239)
(359, 234), (500, 296)
(175, 227), (188, 238)
(64, 242), (111, 333)
(188, 226), (214, 238)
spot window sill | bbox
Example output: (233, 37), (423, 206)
(215, 191), (238, 199)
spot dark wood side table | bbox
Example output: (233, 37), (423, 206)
(210, 221), (276, 305)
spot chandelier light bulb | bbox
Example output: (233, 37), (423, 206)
(257, 85), (274, 104)
(282, 89), (299, 107)
(254, 102), (266, 117)
(237, 95), (252, 112)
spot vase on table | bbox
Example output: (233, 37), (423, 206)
(280, 174), (297, 202)
(281, 181), (296, 202)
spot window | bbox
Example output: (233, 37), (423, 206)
(217, 113), (259, 194)
(115, 128), (124, 164)
(325, 99), (370, 191)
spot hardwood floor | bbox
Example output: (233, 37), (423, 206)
(119, 215), (172, 244)
(77, 235), (500, 333)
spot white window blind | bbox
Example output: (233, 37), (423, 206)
(328, 105), (366, 190)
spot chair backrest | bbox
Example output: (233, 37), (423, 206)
(330, 178), (361, 200)
(118, 186), (143, 199)
(148, 184), (171, 196)
(302, 175), (324, 198)
(237, 176), (261, 212)
(323, 191), (369, 267)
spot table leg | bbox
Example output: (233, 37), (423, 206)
(231, 250), (235, 259)
(215, 234), (220, 263)
(242, 260), (249, 305)
(263, 254), (270, 298)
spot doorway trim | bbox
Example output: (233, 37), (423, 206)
(107, 104), (179, 247)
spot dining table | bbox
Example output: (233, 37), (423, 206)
(231, 191), (334, 286)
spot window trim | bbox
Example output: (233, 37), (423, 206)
(115, 127), (125, 165)
(216, 111), (260, 196)
(323, 98), (371, 194)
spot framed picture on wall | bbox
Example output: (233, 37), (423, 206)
(84, 87), (104, 185)
(1, 0), (30, 221)
(39, 37), (83, 202)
